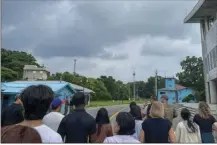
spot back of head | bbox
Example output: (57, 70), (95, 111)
(1, 125), (42, 143)
(150, 101), (164, 118)
(129, 102), (136, 109)
(198, 101), (211, 119)
(20, 85), (54, 120)
(116, 112), (135, 135)
(161, 95), (168, 103)
(130, 105), (142, 120)
(181, 108), (191, 120)
(96, 108), (110, 124)
(71, 92), (85, 107)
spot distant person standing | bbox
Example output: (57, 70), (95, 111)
(57, 92), (97, 143)
(160, 95), (177, 124)
(193, 102), (217, 143)
(1, 95), (24, 127)
(129, 102), (137, 115)
(19, 85), (63, 143)
(95, 108), (113, 143)
(130, 105), (143, 140)
(175, 108), (201, 143)
(42, 98), (64, 132)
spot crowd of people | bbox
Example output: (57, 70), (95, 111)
(1, 85), (217, 143)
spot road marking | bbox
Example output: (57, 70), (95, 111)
(109, 108), (126, 120)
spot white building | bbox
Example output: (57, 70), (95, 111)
(23, 65), (49, 81)
(184, 0), (217, 104)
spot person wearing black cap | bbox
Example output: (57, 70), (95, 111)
(57, 92), (97, 143)
(1, 94), (24, 127)
(42, 98), (64, 132)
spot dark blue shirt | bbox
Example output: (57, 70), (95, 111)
(142, 118), (172, 143)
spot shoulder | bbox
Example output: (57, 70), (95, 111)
(177, 121), (184, 128)
(35, 125), (63, 143)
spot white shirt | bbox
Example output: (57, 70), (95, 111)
(34, 124), (63, 143)
(42, 112), (64, 132)
(133, 120), (143, 140)
(104, 135), (140, 143)
(175, 121), (201, 143)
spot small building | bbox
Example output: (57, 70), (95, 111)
(157, 78), (195, 104)
(1, 81), (76, 114)
(23, 65), (49, 81)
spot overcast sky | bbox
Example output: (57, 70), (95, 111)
(2, 0), (202, 82)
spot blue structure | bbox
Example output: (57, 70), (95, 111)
(1, 81), (76, 114)
(157, 78), (195, 104)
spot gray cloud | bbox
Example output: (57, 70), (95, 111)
(2, 0), (198, 59)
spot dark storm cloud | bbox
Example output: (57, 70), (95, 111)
(2, 0), (198, 58)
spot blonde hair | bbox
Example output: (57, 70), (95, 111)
(198, 101), (211, 119)
(150, 101), (164, 118)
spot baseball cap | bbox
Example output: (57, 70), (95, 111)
(51, 98), (62, 109)
(161, 95), (168, 100)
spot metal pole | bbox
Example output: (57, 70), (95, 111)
(73, 59), (77, 75)
(155, 70), (158, 97)
(133, 71), (136, 101)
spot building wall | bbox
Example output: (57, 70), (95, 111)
(165, 78), (175, 89)
(200, 17), (217, 104)
(56, 86), (75, 114)
(158, 90), (177, 104)
(177, 88), (194, 103)
(23, 70), (48, 81)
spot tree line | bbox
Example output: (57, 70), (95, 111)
(1, 48), (205, 101)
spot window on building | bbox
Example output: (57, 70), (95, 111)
(160, 92), (165, 95)
(40, 71), (43, 74)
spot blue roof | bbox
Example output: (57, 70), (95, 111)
(1, 81), (75, 94)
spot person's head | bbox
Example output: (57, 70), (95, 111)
(130, 105), (142, 120)
(160, 95), (168, 103)
(181, 108), (191, 121)
(129, 102), (136, 109)
(1, 125), (42, 143)
(51, 98), (62, 112)
(71, 92), (86, 108)
(114, 112), (135, 135)
(150, 101), (164, 118)
(20, 85), (54, 120)
(198, 101), (211, 119)
(96, 108), (110, 124)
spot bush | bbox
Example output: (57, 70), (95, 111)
(182, 94), (194, 102)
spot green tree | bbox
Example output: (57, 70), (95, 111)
(176, 56), (205, 101)
(1, 67), (18, 82)
(1, 48), (40, 80)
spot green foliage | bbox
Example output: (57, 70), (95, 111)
(1, 67), (18, 82)
(176, 56), (205, 101)
(1, 48), (40, 81)
(182, 94), (194, 102)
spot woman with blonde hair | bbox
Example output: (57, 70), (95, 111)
(140, 101), (176, 143)
(193, 101), (217, 143)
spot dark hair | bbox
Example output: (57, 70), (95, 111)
(1, 125), (42, 143)
(95, 108), (110, 135)
(146, 104), (152, 118)
(129, 102), (136, 109)
(20, 85), (54, 120)
(116, 112), (135, 135)
(130, 105), (142, 120)
(181, 108), (197, 133)
(71, 92), (85, 107)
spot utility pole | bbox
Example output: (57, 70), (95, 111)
(133, 71), (136, 101)
(155, 70), (158, 97)
(73, 59), (77, 75)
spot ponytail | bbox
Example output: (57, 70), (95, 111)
(187, 119), (197, 133)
